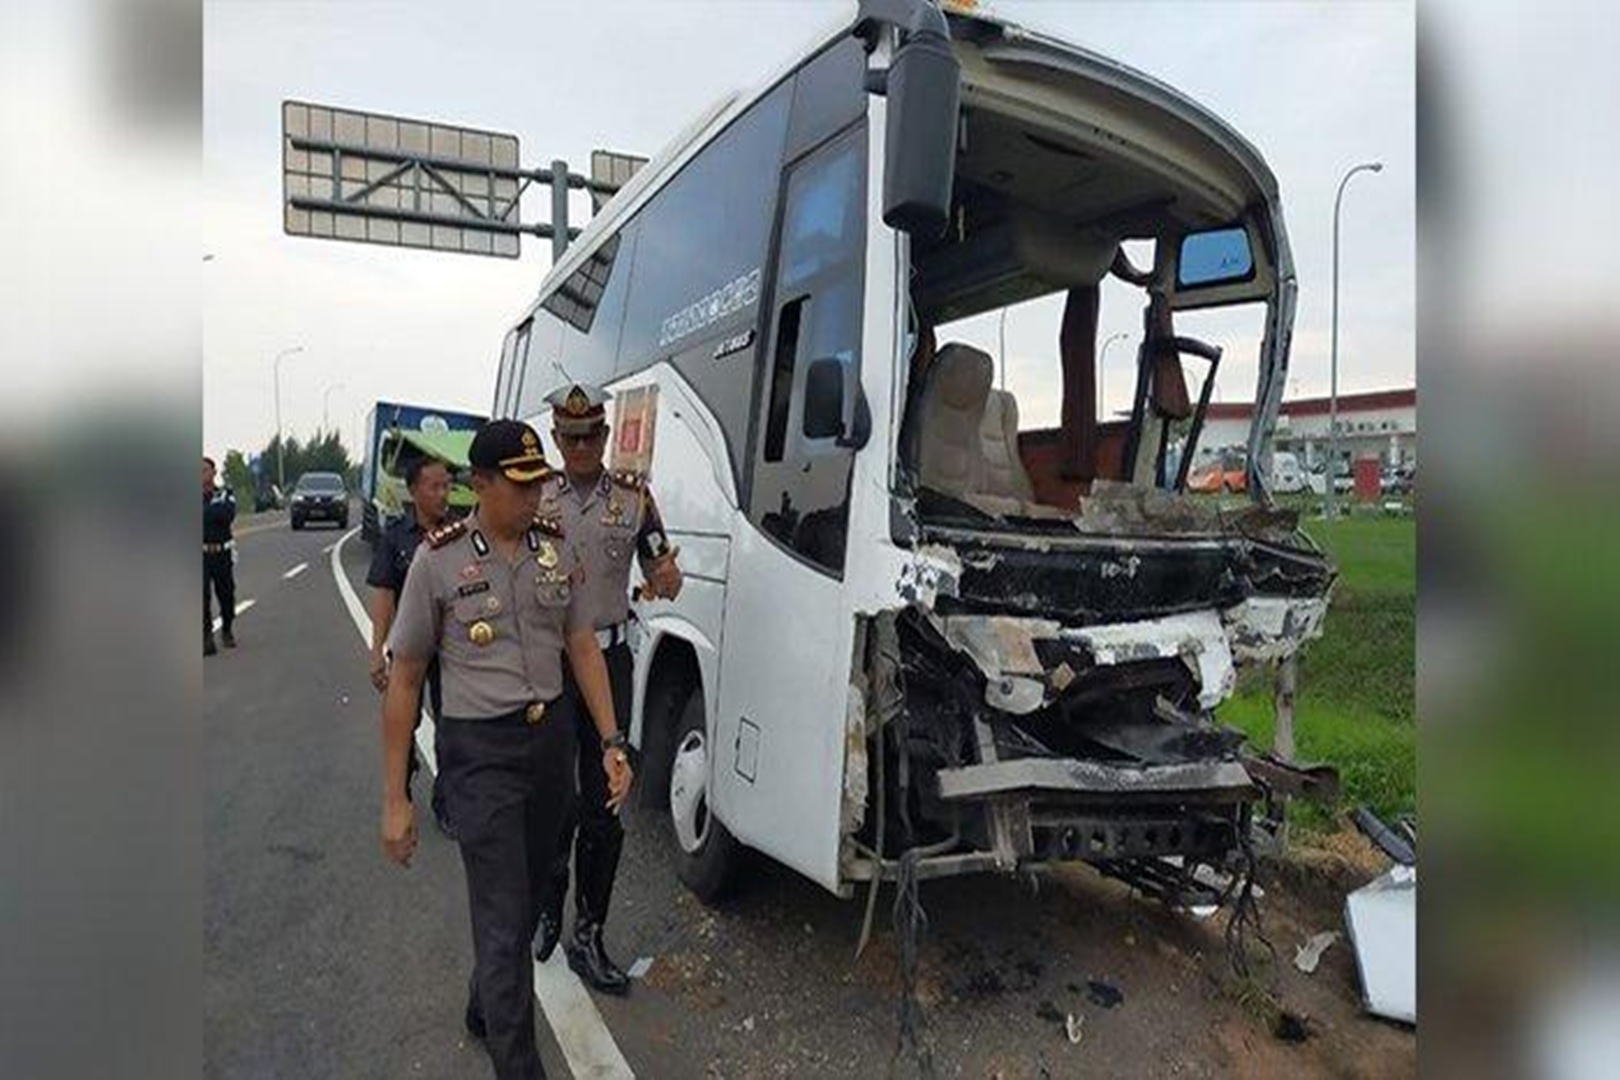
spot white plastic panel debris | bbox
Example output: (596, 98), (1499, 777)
(1345, 865), (1417, 1024)
(1063, 610), (1236, 709)
(1222, 596), (1329, 664)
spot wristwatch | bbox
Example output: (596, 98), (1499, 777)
(602, 731), (628, 753)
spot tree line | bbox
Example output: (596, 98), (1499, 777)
(219, 429), (360, 511)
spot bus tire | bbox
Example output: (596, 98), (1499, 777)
(668, 686), (740, 904)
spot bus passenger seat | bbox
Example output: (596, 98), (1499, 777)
(980, 387), (1036, 501)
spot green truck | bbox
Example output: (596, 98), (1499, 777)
(359, 401), (486, 544)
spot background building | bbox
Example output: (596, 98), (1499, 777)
(1199, 387), (1416, 469)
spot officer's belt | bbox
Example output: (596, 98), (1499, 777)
(203, 540), (235, 555)
(594, 622), (628, 649)
(441, 700), (557, 727)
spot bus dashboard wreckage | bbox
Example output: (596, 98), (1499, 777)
(493, 0), (1336, 913)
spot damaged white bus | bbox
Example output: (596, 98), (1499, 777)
(494, 0), (1336, 911)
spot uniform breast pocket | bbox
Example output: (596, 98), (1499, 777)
(602, 524), (636, 566)
(534, 576), (571, 609)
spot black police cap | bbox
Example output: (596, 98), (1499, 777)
(469, 419), (549, 482)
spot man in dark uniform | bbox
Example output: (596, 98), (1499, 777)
(531, 382), (683, 997)
(203, 456), (238, 656)
(367, 454), (453, 833)
(381, 419), (633, 1080)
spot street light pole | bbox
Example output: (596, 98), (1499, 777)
(1327, 161), (1382, 520)
(1098, 332), (1129, 418)
(273, 345), (304, 495)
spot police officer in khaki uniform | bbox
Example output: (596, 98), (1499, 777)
(531, 383), (682, 996)
(381, 419), (632, 1080)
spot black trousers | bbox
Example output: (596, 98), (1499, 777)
(545, 641), (632, 927)
(437, 703), (578, 1080)
(203, 552), (235, 638)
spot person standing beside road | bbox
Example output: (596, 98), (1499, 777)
(367, 454), (454, 834)
(380, 419), (633, 1080)
(531, 382), (683, 997)
(203, 456), (238, 656)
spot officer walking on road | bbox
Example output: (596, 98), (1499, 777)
(381, 419), (633, 1080)
(203, 456), (238, 656)
(367, 454), (454, 834)
(531, 383), (683, 997)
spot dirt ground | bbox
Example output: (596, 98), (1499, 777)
(601, 817), (1417, 1078)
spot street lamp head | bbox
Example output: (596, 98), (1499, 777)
(1368, 161), (1384, 172)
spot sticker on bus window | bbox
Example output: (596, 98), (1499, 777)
(611, 384), (658, 478)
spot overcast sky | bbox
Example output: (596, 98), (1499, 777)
(204, 0), (1414, 459)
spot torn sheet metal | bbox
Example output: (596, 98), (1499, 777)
(894, 544), (961, 607)
(936, 614), (1062, 715)
(1345, 865), (1417, 1024)
(1221, 596), (1329, 664)
(1062, 610), (1236, 709)
(936, 757), (1254, 801)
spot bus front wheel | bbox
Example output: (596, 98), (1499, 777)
(667, 689), (740, 904)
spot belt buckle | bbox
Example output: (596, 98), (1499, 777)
(525, 702), (546, 725)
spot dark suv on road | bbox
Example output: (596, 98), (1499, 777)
(290, 471), (349, 530)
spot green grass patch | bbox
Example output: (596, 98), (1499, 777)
(1220, 513), (1416, 825)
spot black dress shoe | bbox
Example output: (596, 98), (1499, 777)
(464, 996), (486, 1041)
(205, 635), (217, 657)
(533, 908), (562, 963)
(222, 628), (237, 648)
(564, 922), (630, 996)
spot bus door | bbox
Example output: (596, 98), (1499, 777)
(713, 122), (868, 890)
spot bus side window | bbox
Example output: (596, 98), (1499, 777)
(750, 124), (867, 575)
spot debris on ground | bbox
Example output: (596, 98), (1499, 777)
(1085, 979), (1124, 1009)
(1274, 1009), (1312, 1044)
(1293, 931), (1339, 975)
(1346, 864), (1417, 1023)
(1065, 1012), (1085, 1045)
(1351, 807), (1416, 866)
(627, 956), (655, 980)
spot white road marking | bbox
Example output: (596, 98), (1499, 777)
(283, 561), (310, 580)
(322, 542), (337, 554)
(211, 598), (255, 635)
(329, 527), (633, 1079)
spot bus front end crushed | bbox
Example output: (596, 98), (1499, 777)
(840, 484), (1337, 910)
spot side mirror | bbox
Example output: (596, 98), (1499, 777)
(877, 4), (960, 238)
(804, 358), (872, 450)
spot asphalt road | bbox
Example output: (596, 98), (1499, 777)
(204, 506), (1415, 1079)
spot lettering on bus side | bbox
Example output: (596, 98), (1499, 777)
(656, 267), (762, 349)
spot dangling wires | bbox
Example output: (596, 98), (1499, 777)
(889, 845), (936, 1079)
(1221, 804), (1276, 980)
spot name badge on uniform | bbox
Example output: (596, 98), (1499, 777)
(457, 580), (491, 598)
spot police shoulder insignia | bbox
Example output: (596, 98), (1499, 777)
(426, 519), (469, 549)
(532, 513), (565, 538)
